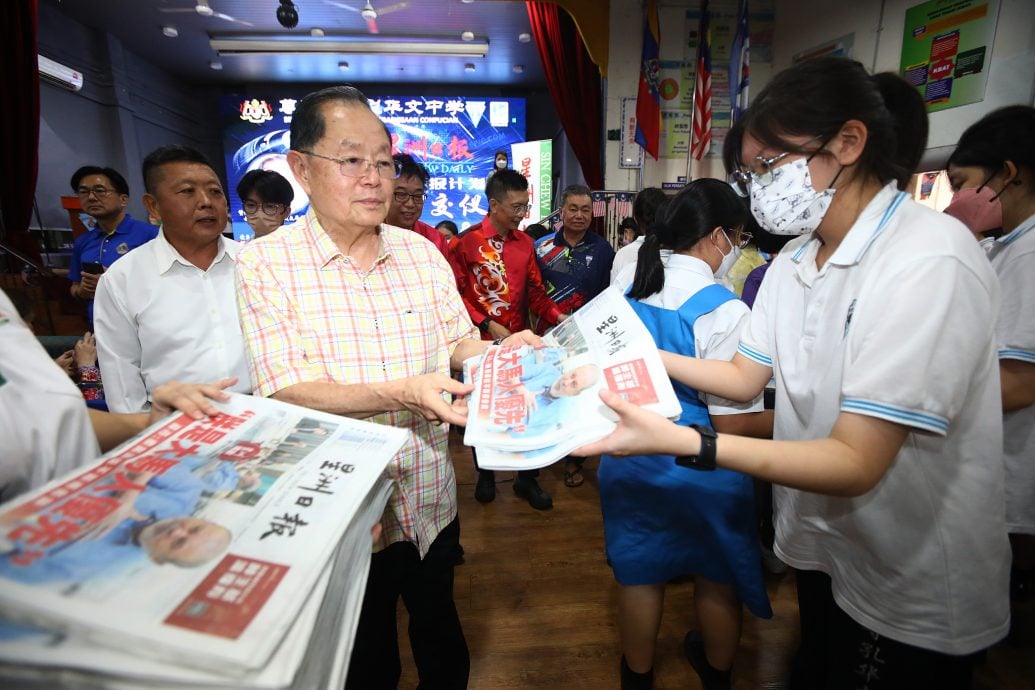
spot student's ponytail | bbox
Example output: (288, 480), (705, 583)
(628, 227), (666, 301)
(870, 72), (927, 189)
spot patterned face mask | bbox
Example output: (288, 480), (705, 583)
(749, 157), (837, 235)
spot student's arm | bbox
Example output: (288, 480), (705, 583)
(1001, 360), (1035, 412)
(662, 351), (772, 404)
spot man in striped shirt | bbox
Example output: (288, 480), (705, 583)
(236, 86), (535, 690)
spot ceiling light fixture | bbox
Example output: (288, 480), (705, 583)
(194, 1), (214, 17)
(210, 35), (490, 58)
(461, 31), (474, 42)
(338, 61), (350, 71)
(277, 0), (299, 28)
(311, 27), (325, 37)
(162, 26), (179, 38)
(518, 32), (531, 43)
(464, 63), (475, 72)
(209, 60), (223, 70)
(513, 64), (524, 73)
(360, 1), (377, 21)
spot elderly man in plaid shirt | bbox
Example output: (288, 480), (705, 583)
(235, 85), (537, 690)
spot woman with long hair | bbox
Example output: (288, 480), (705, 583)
(606, 178), (772, 690)
(578, 57), (1009, 689)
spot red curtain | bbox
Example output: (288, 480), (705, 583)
(1, 0), (42, 266)
(526, 1), (603, 190)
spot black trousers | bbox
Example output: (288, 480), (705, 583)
(345, 517), (469, 690)
(790, 570), (979, 690)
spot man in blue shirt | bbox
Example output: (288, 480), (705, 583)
(533, 185), (613, 487)
(68, 166), (158, 323)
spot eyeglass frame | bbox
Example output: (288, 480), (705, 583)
(729, 135), (828, 197)
(392, 189), (428, 205)
(242, 199), (289, 216)
(491, 198), (532, 215)
(723, 227), (753, 250)
(77, 186), (120, 199)
(298, 150), (402, 179)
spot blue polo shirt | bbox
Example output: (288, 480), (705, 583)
(534, 229), (614, 321)
(68, 213), (158, 321)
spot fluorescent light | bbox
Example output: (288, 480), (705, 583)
(210, 36), (489, 58)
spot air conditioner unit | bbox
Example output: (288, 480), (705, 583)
(38, 54), (84, 92)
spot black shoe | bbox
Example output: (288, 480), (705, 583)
(620, 656), (653, 690)
(475, 471), (496, 503)
(683, 630), (731, 690)
(513, 476), (552, 510)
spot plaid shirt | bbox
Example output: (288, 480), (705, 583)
(235, 210), (476, 556)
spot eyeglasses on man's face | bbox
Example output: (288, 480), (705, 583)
(77, 186), (118, 199)
(300, 151), (402, 179)
(496, 201), (532, 215)
(243, 200), (288, 216)
(393, 190), (427, 205)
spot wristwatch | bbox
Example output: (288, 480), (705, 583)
(477, 317), (492, 332)
(675, 424), (717, 471)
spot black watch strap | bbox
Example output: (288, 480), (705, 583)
(477, 317), (492, 332)
(675, 424), (717, 471)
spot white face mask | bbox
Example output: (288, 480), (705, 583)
(713, 230), (741, 279)
(750, 157), (836, 235)
(495, 159), (507, 169)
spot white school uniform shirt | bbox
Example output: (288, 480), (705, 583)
(0, 289), (98, 502)
(739, 184), (1009, 655)
(988, 212), (1035, 534)
(94, 230), (252, 413)
(613, 255), (762, 415)
(610, 235), (644, 285)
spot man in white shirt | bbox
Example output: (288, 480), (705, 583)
(95, 145), (252, 413)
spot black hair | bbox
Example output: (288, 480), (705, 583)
(393, 153), (430, 186)
(559, 184), (592, 207)
(722, 57), (928, 191)
(290, 85), (390, 153)
(619, 216), (640, 238)
(485, 168), (528, 201)
(524, 223), (551, 241)
(141, 145), (213, 194)
(435, 220), (459, 237)
(947, 105), (1035, 175)
(236, 169), (294, 207)
(629, 179), (747, 301)
(632, 187), (667, 234)
(70, 166), (129, 195)
(494, 149), (509, 161)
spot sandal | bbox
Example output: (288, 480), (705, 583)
(564, 462), (584, 488)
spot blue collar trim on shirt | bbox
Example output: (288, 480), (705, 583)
(997, 214), (1035, 246)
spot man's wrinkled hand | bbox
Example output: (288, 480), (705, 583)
(401, 373), (473, 426)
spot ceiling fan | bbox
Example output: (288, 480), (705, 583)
(324, 0), (410, 35)
(159, 0), (253, 27)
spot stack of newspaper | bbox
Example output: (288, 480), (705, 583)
(0, 394), (407, 689)
(464, 287), (681, 471)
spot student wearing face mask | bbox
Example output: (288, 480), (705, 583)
(484, 148), (510, 188)
(948, 105), (1035, 602)
(575, 57), (1008, 690)
(608, 179), (773, 690)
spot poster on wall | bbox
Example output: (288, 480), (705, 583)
(510, 140), (553, 229)
(793, 33), (855, 63)
(900, 0), (1000, 113)
(221, 95), (526, 240)
(619, 97), (644, 170)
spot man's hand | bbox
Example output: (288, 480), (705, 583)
(571, 389), (694, 458)
(399, 373), (474, 426)
(486, 320), (512, 340)
(54, 350), (75, 376)
(149, 377), (237, 424)
(77, 272), (101, 299)
(500, 329), (543, 348)
(73, 331), (98, 369)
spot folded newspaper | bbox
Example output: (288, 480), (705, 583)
(464, 287), (680, 470)
(0, 394), (406, 689)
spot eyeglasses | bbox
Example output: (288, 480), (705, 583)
(496, 201), (532, 215)
(243, 200), (288, 216)
(727, 229), (753, 249)
(299, 151), (402, 179)
(77, 186), (117, 199)
(393, 190), (427, 204)
(730, 136), (826, 197)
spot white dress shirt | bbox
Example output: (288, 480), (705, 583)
(94, 231), (252, 413)
(610, 235), (644, 284)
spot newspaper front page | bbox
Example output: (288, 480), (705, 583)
(465, 287), (679, 469)
(0, 394), (406, 678)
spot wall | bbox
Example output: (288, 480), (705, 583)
(36, 0), (223, 232)
(604, 0), (1035, 191)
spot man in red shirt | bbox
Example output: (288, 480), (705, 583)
(450, 169), (567, 510)
(385, 153), (450, 258)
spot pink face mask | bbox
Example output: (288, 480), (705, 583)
(943, 185), (1003, 236)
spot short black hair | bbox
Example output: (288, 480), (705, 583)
(435, 219), (459, 236)
(394, 153), (430, 186)
(70, 166), (129, 195)
(141, 145), (213, 194)
(485, 168), (528, 201)
(524, 223), (551, 241)
(290, 85), (390, 153)
(559, 184), (592, 208)
(236, 169), (294, 206)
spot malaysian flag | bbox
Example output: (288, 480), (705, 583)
(730, 0), (750, 123)
(690, 0), (712, 161)
(635, 0), (662, 160)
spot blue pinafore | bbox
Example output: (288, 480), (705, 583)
(598, 283), (772, 618)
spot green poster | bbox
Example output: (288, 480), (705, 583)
(900, 0), (999, 113)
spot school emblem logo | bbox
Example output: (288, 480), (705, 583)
(116, 242), (130, 255)
(239, 99), (274, 124)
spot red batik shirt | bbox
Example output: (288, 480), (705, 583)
(411, 219), (450, 259)
(449, 215), (564, 339)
